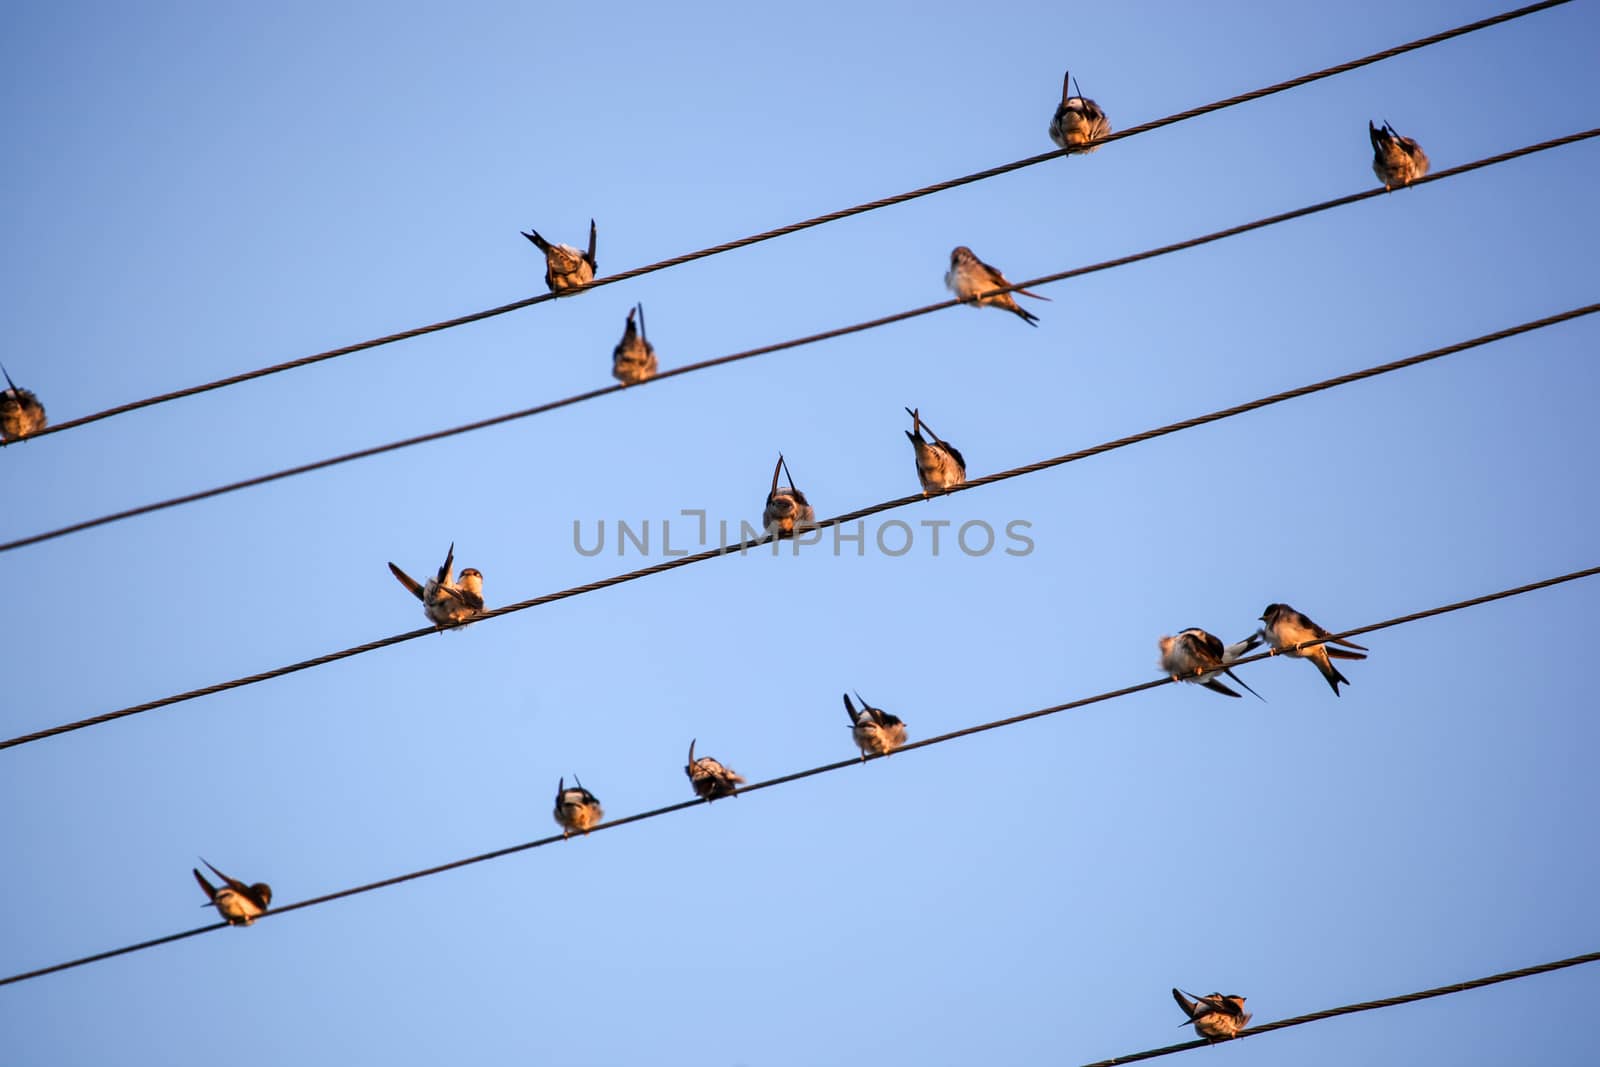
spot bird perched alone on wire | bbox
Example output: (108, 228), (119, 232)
(1158, 628), (1263, 700)
(192, 859), (272, 927)
(762, 454), (815, 537)
(0, 363), (47, 441)
(685, 739), (745, 801)
(387, 542), (485, 627)
(945, 246), (1049, 327)
(553, 776), (605, 838)
(843, 692), (907, 761)
(1369, 120), (1430, 190)
(904, 407), (966, 497)
(1047, 70), (1111, 153)
(1256, 602), (1368, 696)
(1171, 989), (1252, 1042)
(521, 219), (598, 293)
(611, 303), (658, 385)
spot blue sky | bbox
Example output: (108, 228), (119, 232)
(2, 1), (1596, 1064)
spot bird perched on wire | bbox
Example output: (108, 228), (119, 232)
(192, 859), (272, 927)
(1047, 70), (1111, 153)
(904, 407), (966, 497)
(1158, 628), (1263, 700)
(1369, 120), (1430, 190)
(945, 246), (1049, 327)
(387, 542), (485, 627)
(0, 363), (47, 441)
(686, 739), (745, 801)
(1257, 602), (1368, 697)
(762, 454), (815, 537)
(553, 776), (605, 838)
(612, 303), (658, 386)
(1172, 989), (1252, 1042)
(521, 219), (598, 293)
(843, 692), (907, 761)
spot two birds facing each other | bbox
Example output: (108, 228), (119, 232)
(1160, 603), (1370, 700)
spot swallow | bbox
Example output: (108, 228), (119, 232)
(553, 775), (605, 838)
(945, 246), (1049, 327)
(612, 303), (659, 385)
(1172, 989), (1251, 1042)
(762, 454), (815, 537)
(1369, 120), (1430, 191)
(843, 692), (907, 761)
(686, 739), (745, 801)
(521, 219), (598, 293)
(1048, 70), (1112, 153)
(387, 542), (485, 627)
(904, 407), (967, 497)
(0, 363), (47, 441)
(192, 859), (272, 927)
(1158, 628), (1264, 700)
(1257, 602), (1368, 696)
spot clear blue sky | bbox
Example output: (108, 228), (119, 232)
(2, 1), (1596, 1064)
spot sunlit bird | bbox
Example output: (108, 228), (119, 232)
(1257, 602), (1368, 697)
(843, 692), (908, 761)
(904, 406), (967, 497)
(1048, 70), (1112, 153)
(387, 542), (485, 627)
(192, 859), (272, 927)
(0, 363), (47, 441)
(1158, 628), (1263, 700)
(945, 246), (1049, 327)
(1369, 120), (1430, 190)
(762, 454), (815, 537)
(686, 739), (745, 801)
(1172, 989), (1252, 1042)
(521, 218), (598, 293)
(612, 303), (659, 385)
(553, 776), (605, 838)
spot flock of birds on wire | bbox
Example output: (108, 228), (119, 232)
(6, 69), (1433, 1042)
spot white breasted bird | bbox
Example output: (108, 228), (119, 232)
(1172, 989), (1252, 1042)
(904, 406), (967, 497)
(686, 739), (745, 801)
(1048, 70), (1111, 153)
(945, 246), (1049, 327)
(843, 692), (907, 761)
(612, 303), (659, 385)
(1258, 602), (1368, 697)
(1369, 121), (1430, 190)
(387, 542), (485, 627)
(1158, 628), (1263, 700)
(762, 454), (815, 537)
(521, 219), (598, 293)
(0, 363), (47, 441)
(192, 859), (272, 927)
(553, 776), (605, 838)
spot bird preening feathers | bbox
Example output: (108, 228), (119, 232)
(522, 219), (598, 293)
(553, 776), (605, 838)
(904, 407), (967, 497)
(762, 454), (815, 537)
(612, 303), (659, 385)
(387, 542), (485, 627)
(685, 739), (745, 801)
(0, 363), (47, 441)
(1048, 70), (1111, 153)
(1257, 602), (1368, 696)
(1172, 988), (1251, 1042)
(945, 246), (1049, 326)
(193, 859), (272, 927)
(1158, 628), (1263, 700)
(843, 692), (907, 761)
(1369, 121), (1429, 190)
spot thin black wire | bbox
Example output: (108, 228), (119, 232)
(2, 303), (1593, 752)
(2, 564), (1594, 988)
(6, 127), (1596, 554)
(1077, 950), (1600, 1066)
(0, 0), (1570, 448)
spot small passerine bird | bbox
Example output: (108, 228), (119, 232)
(762, 454), (815, 537)
(686, 739), (745, 801)
(612, 303), (659, 385)
(553, 776), (605, 838)
(1158, 628), (1263, 700)
(521, 219), (598, 293)
(1048, 70), (1112, 153)
(192, 859), (272, 927)
(843, 692), (907, 761)
(904, 406), (967, 497)
(387, 542), (485, 627)
(0, 363), (47, 441)
(945, 246), (1050, 327)
(1257, 602), (1368, 697)
(1369, 121), (1430, 190)
(1172, 989), (1252, 1042)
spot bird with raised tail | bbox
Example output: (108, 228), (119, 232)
(1369, 121), (1429, 190)
(686, 740), (745, 801)
(612, 304), (658, 385)
(1158, 628), (1263, 700)
(1048, 70), (1111, 153)
(762, 454), (815, 537)
(843, 692), (908, 761)
(193, 859), (273, 927)
(388, 542), (485, 627)
(522, 219), (598, 292)
(904, 406), (967, 497)
(1172, 988), (1251, 1042)
(553, 776), (605, 838)
(0, 363), (47, 441)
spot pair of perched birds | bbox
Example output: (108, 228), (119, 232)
(0, 363), (47, 441)
(387, 542), (485, 627)
(1159, 603), (1369, 699)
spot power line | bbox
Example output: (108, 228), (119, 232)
(4, 128), (1596, 555)
(1076, 950), (1600, 1067)
(2, 564), (1594, 987)
(2, 303), (1593, 751)
(0, 0), (1570, 449)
